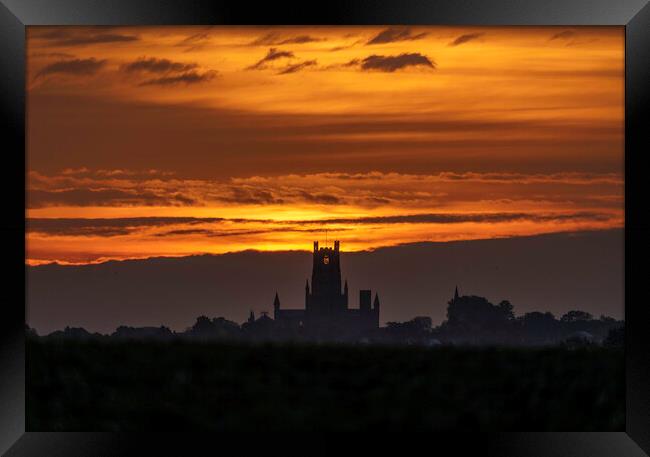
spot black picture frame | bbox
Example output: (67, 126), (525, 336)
(1, 0), (648, 454)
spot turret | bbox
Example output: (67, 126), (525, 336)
(334, 240), (340, 252)
(273, 292), (280, 320)
(313, 241), (319, 252)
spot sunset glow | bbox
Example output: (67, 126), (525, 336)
(27, 26), (624, 265)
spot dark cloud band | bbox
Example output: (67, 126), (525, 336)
(27, 211), (613, 238)
(28, 189), (196, 208)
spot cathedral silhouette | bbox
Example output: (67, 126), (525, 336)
(272, 241), (380, 337)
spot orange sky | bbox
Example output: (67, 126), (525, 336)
(26, 26), (624, 265)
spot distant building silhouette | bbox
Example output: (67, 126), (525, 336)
(35, 251), (624, 346)
(271, 240), (379, 338)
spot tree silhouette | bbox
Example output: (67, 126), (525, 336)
(560, 310), (593, 323)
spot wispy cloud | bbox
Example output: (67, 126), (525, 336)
(30, 52), (76, 59)
(249, 32), (323, 46)
(247, 48), (295, 70)
(366, 27), (427, 45)
(174, 27), (216, 52)
(550, 30), (576, 41)
(121, 57), (199, 74)
(34, 58), (107, 80)
(29, 188), (196, 209)
(119, 56), (216, 86)
(448, 33), (484, 47)
(35, 29), (138, 46)
(138, 70), (218, 86)
(277, 59), (317, 75)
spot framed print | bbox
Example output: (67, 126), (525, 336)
(1, 0), (649, 454)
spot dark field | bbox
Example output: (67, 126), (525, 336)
(27, 339), (624, 431)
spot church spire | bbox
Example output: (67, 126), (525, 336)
(373, 292), (380, 310)
(248, 310), (255, 324)
(273, 292), (280, 310)
(454, 285), (459, 301)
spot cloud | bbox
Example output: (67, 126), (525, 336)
(58, 34), (139, 46)
(448, 33), (484, 47)
(28, 188), (196, 208)
(45, 168), (174, 180)
(174, 27), (216, 51)
(280, 36), (323, 44)
(550, 30), (576, 41)
(277, 60), (317, 75)
(26, 211), (614, 239)
(342, 58), (361, 67)
(119, 56), (216, 87)
(294, 211), (613, 226)
(294, 190), (341, 204)
(248, 33), (283, 45)
(37, 29), (138, 46)
(30, 52), (76, 59)
(153, 228), (221, 237)
(121, 57), (199, 74)
(366, 27), (427, 45)
(61, 167), (91, 175)
(95, 169), (175, 178)
(322, 58), (361, 70)
(153, 226), (347, 238)
(27, 217), (224, 237)
(246, 48), (295, 70)
(548, 30), (598, 47)
(433, 171), (622, 185)
(328, 39), (363, 52)
(138, 70), (218, 86)
(28, 169), (623, 212)
(249, 33), (323, 46)
(154, 228), (278, 238)
(27, 216), (346, 239)
(34, 58), (107, 80)
(357, 53), (436, 72)
(218, 187), (285, 205)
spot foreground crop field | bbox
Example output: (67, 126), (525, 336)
(27, 339), (624, 431)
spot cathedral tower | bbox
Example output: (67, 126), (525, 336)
(306, 240), (348, 314)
